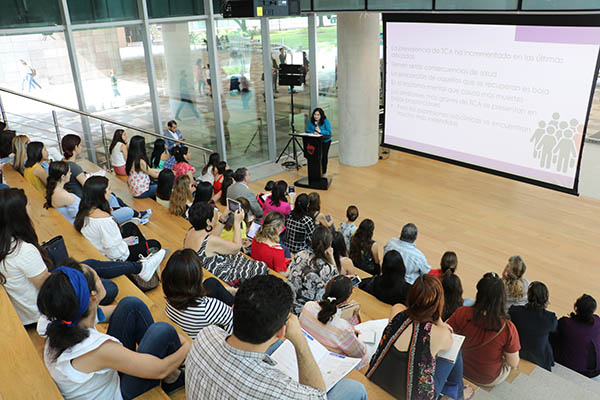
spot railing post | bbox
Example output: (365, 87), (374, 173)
(52, 110), (61, 147)
(100, 122), (111, 171)
(0, 94), (6, 124)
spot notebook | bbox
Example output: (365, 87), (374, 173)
(437, 334), (466, 363)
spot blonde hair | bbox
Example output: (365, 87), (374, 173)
(503, 255), (527, 300)
(255, 211), (285, 244)
(169, 175), (193, 217)
(12, 135), (29, 174)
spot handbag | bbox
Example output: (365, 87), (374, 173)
(41, 236), (69, 268)
(127, 271), (160, 292)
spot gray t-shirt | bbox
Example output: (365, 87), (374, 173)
(65, 161), (84, 198)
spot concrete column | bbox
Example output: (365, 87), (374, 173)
(162, 23), (193, 116)
(337, 12), (380, 167)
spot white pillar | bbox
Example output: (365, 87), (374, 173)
(162, 23), (193, 116)
(337, 12), (380, 167)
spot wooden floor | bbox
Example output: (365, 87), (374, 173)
(249, 151), (600, 319)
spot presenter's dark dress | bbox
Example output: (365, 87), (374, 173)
(306, 119), (332, 174)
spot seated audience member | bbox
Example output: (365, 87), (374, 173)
(367, 275), (473, 400)
(349, 219), (381, 275)
(509, 281), (557, 371)
(338, 205), (359, 249)
(162, 249), (234, 338)
(300, 275), (368, 368)
(169, 175), (194, 218)
(200, 152), (220, 184)
(12, 134), (29, 175)
(109, 129), (128, 176)
(442, 273), (466, 321)
(39, 264), (190, 399)
(75, 176), (165, 278)
(23, 141), (49, 193)
(384, 223), (431, 284)
(447, 273), (520, 387)
(213, 161), (227, 193)
(261, 180), (291, 221)
(552, 294), (600, 378)
(164, 119), (184, 151)
(185, 274), (367, 400)
(156, 168), (175, 208)
(331, 231), (357, 275)
(287, 226), (338, 315)
(0, 129), (16, 164)
(171, 146), (195, 180)
(184, 202), (268, 285)
(193, 180), (217, 207)
(284, 193), (316, 254)
(360, 250), (410, 306)
(430, 250), (458, 278)
(126, 135), (160, 199)
(150, 138), (170, 169)
(221, 197), (250, 243)
(0, 189), (121, 325)
(308, 192), (334, 230)
(503, 255), (530, 311)
(257, 180), (275, 208)
(45, 161), (150, 225)
(218, 171), (234, 207)
(251, 211), (289, 274)
(227, 167), (263, 218)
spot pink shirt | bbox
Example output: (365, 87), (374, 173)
(172, 162), (195, 179)
(261, 197), (291, 222)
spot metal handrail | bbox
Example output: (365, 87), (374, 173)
(3, 111), (57, 128)
(0, 87), (214, 154)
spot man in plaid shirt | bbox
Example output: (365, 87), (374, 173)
(185, 275), (367, 400)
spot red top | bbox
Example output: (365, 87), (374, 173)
(251, 239), (289, 273)
(428, 269), (442, 278)
(172, 162), (195, 179)
(447, 306), (521, 384)
(213, 174), (224, 193)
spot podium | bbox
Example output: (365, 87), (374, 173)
(292, 133), (331, 190)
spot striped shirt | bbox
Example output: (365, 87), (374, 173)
(165, 297), (233, 338)
(299, 301), (369, 369)
(186, 325), (327, 400)
(383, 238), (431, 284)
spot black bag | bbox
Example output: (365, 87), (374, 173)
(41, 235), (69, 268)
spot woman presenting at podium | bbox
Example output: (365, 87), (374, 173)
(306, 107), (332, 174)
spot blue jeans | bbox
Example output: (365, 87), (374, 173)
(135, 184), (157, 200)
(107, 297), (182, 400)
(434, 350), (464, 399)
(0, 183), (8, 190)
(109, 194), (135, 223)
(463, 298), (475, 307)
(265, 340), (367, 400)
(100, 279), (118, 305)
(82, 258), (142, 279)
(203, 277), (234, 307)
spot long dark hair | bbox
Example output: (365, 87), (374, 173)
(194, 181), (214, 205)
(219, 170), (234, 206)
(289, 193), (310, 220)
(440, 251), (458, 276)
(331, 232), (348, 274)
(61, 134), (81, 159)
(269, 180), (288, 207)
(109, 129), (126, 154)
(571, 294), (597, 325)
(162, 249), (207, 310)
(317, 275), (352, 324)
(0, 189), (52, 284)
(307, 192), (321, 215)
(156, 168), (175, 201)
(349, 219), (375, 266)
(306, 225), (332, 273)
(202, 152), (220, 175)
(472, 273), (509, 331)
(44, 161), (69, 209)
(310, 107), (327, 126)
(0, 130), (16, 158)
(150, 138), (166, 168)
(442, 274), (464, 321)
(125, 135), (149, 175)
(24, 141), (44, 168)
(74, 176), (111, 232)
(37, 259), (96, 361)
(172, 146), (190, 165)
(379, 250), (406, 288)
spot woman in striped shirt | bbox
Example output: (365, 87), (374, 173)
(299, 275), (369, 369)
(162, 249), (234, 338)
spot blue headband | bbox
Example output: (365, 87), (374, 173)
(54, 266), (90, 327)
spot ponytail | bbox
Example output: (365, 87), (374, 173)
(44, 161), (69, 209)
(316, 275), (353, 324)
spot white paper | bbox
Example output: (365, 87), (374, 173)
(358, 330), (377, 345)
(355, 319), (388, 359)
(437, 334), (465, 363)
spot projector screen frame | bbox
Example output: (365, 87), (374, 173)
(381, 13), (600, 195)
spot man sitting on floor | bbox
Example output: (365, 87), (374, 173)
(185, 274), (367, 400)
(384, 222), (431, 284)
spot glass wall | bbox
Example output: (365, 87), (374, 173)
(152, 20), (216, 171)
(368, 0), (432, 9)
(215, 18), (268, 167)
(316, 14), (338, 137)
(522, 0), (600, 9)
(147, 0), (205, 19)
(314, 0), (365, 10)
(436, 0), (517, 9)
(68, 0), (139, 24)
(0, 1), (62, 29)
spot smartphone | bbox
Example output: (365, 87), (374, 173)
(126, 236), (139, 246)
(350, 275), (361, 287)
(288, 185), (295, 194)
(227, 198), (241, 213)
(325, 215), (332, 222)
(246, 221), (262, 239)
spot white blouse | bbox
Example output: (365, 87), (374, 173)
(80, 216), (129, 261)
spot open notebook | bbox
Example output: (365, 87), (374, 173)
(437, 334), (465, 363)
(270, 330), (362, 391)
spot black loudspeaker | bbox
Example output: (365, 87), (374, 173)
(279, 64), (305, 86)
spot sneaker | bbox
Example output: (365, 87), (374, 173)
(161, 368), (185, 395)
(137, 249), (165, 281)
(139, 209), (152, 225)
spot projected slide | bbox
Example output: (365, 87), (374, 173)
(383, 19), (600, 192)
